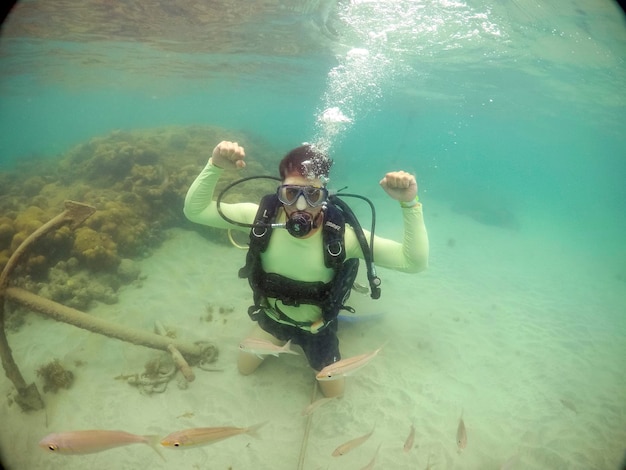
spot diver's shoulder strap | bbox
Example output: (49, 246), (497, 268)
(238, 193), (280, 279)
(240, 196), (353, 273)
(252, 193), (281, 252)
(330, 194), (381, 299)
(321, 203), (347, 269)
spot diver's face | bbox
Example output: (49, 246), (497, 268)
(281, 174), (325, 217)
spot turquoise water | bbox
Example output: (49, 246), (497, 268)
(1, 1), (626, 468)
(2, 1), (624, 256)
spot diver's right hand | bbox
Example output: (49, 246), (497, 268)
(210, 141), (246, 169)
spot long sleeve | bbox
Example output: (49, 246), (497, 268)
(183, 161), (258, 231)
(345, 202), (429, 273)
(184, 161), (429, 274)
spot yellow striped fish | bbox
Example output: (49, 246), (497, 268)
(160, 422), (267, 448)
(332, 425), (375, 457)
(316, 345), (383, 381)
(360, 443), (382, 470)
(456, 411), (467, 452)
(301, 396), (336, 416)
(38, 430), (164, 460)
(239, 338), (299, 358)
(403, 423), (415, 452)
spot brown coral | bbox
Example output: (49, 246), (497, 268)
(85, 201), (149, 257)
(72, 226), (119, 270)
(0, 125), (276, 309)
(36, 359), (75, 393)
(0, 219), (15, 250)
(13, 206), (46, 233)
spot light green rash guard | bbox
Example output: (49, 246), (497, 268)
(184, 161), (429, 331)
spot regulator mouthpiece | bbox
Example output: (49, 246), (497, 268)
(286, 211), (315, 238)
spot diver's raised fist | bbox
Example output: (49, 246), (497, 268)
(210, 141), (246, 169)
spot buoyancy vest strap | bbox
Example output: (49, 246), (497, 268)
(239, 192), (373, 330)
(257, 272), (330, 307)
(321, 203), (346, 269)
(238, 194), (280, 280)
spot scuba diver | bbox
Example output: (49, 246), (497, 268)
(183, 141), (429, 397)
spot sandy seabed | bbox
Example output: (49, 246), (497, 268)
(1, 199), (624, 470)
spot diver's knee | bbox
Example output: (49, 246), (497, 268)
(237, 351), (264, 375)
(317, 377), (345, 398)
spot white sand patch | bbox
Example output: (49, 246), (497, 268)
(1, 217), (624, 469)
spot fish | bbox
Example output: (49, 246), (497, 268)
(302, 396), (336, 416)
(360, 443), (382, 470)
(160, 422), (267, 448)
(456, 411), (467, 452)
(332, 425), (375, 457)
(316, 345), (384, 381)
(403, 423), (415, 452)
(239, 338), (299, 358)
(559, 398), (578, 414)
(38, 430), (164, 460)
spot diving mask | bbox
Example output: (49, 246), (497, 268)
(277, 185), (328, 208)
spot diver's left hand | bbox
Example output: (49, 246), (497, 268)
(379, 171), (418, 202)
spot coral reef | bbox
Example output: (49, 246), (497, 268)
(13, 257), (144, 310)
(0, 217), (15, 249)
(117, 258), (141, 283)
(0, 126), (276, 311)
(38, 265), (119, 310)
(36, 359), (75, 393)
(73, 226), (119, 270)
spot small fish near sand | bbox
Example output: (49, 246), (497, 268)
(403, 423), (416, 452)
(559, 398), (578, 414)
(160, 422), (267, 449)
(332, 425), (375, 457)
(38, 430), (164, 460)
(316, 345), (384, 381)
(360, 443), (382, 470)
(239, 338), (300, 358)
(456, 411), (467, 453)
(302, 396), (336, 416)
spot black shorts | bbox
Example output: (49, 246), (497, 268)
(257, 312), (340, 371)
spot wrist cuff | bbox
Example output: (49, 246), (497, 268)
(400, 196), (419, 208)
(208, 158), (223, 170)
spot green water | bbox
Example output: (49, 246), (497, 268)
(1, 1), (624, 253)
(0, 1), (625, 468)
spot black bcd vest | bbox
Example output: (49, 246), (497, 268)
(238, 194), (360, 328)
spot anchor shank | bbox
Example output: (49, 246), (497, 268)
(5, 287), (205, 359)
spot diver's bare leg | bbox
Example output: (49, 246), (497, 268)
(317, 376), (345, 397)
(237, 351), (264, 375)
(237, 325), (283, 375)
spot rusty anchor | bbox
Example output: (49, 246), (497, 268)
(0, 201), (214, 411)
